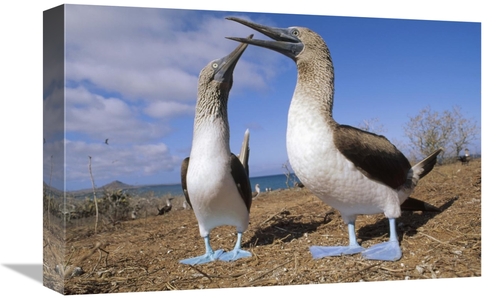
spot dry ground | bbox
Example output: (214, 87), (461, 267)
(43, 159), (481, 295)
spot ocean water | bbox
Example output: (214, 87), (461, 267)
(249, 173), (300, 193)
(126, 173), (300, 198)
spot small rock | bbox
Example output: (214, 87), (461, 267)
(416, 265), (424, 274)
(71, 267), (83, 277)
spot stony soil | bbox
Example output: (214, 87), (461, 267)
(43, 159), (481, 295)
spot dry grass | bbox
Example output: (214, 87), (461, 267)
(43, 159), (481, 295)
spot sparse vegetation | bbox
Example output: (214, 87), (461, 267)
(43, 158), (481, 294)
(282, 160), (299, 189)
(358, 117), (387, 135)
(88, 156), (101, 234)
(98, 189), (132, 226)
(403, 105), (479, 162)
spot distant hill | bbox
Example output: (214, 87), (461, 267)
(43, 180), (140, 200)
(43, 181), (64, 197)
(100, 180), (133, 190)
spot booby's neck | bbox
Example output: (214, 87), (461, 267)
(195, 83), (230, 124)
(192, 87), (231, 156)
(291, 47), (335, 122)
(286, 39), (341, 184)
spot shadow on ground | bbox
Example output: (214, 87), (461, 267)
(245, 216), (325, 247)
(3, 264), (43, 284)
(357, 195), (459, 243)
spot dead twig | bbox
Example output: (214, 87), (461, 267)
(278, 234), (292, 242)
(275, 226), (292, 233)
(338, 262), (382, 282)
(187, 265), (213, 282)
(164, 281), (177, 291)
(244, 260), (292, 286)
(260, 208), (287, 226)
(92, 247), (109, 272)
(379, 266), (406, 273)
(63, 242), (105, 278)
(420, 232), (447, 245)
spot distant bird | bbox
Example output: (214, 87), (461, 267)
(252, 184), (260, 199)
(182, 199), (191, 210)
(228, 18), (443, 261)
(294, 181), (305, 188)
(131, 204), (141, 220)
(105, 139), (109, 145)
(157, 198), (173, 215)
(179, 36), (253, 265)
(458, 148), (470, 165)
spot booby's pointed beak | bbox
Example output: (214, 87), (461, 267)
(226, 17), (304, 60)
(215, 34), (253, 83)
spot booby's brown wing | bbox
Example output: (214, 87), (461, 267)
(180, 157), (192, 209)
(334, 123), (411, 189)
(230, 153), (252, 212)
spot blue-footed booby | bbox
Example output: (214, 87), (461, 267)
(252, 184), (260, 199)
(227, 18), (443, 261)
(157, 197), (173, 215)
(179, 37), (253, 265)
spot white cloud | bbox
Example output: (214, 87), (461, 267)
(65, 86), (170, 143)
(43, 139), (65, 190)
(63, 139), (181, 190)
(43, 86), (64, 140)
(46, 5), (287, 189)
(144, 101), (194, 118)
(64, 5), (279, 104)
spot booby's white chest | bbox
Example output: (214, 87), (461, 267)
(286, 98), (402, 220)
(187, 124), (249, 236)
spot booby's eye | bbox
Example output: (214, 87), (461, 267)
(291, 29), (299, 36)
(212, 63), (218, 69)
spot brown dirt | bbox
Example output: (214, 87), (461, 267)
(43, 159), (481, 295)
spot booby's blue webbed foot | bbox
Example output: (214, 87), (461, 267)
(309, 244), (364, 259)
(179, 249), (224, 265)
(361, 240), (402, 261)
(218, 248), (251, 262)
(218, 232), (251, 262)
(361, 218), (402, 261)
(180, 235), (224, 265)
(310, 221), (364, 259)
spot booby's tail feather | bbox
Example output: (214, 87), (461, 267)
(413, 148), (444, 179)
(406, 148), (443, 189)
(238, 129), (250, 176)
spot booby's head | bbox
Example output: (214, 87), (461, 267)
(226, 17), (334, 111)
(198, 34), (253, 92)
(195, 35), (253, 124)
(226, 17), (329, 63)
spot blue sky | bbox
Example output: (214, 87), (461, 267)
(41, 4), (481, 191)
